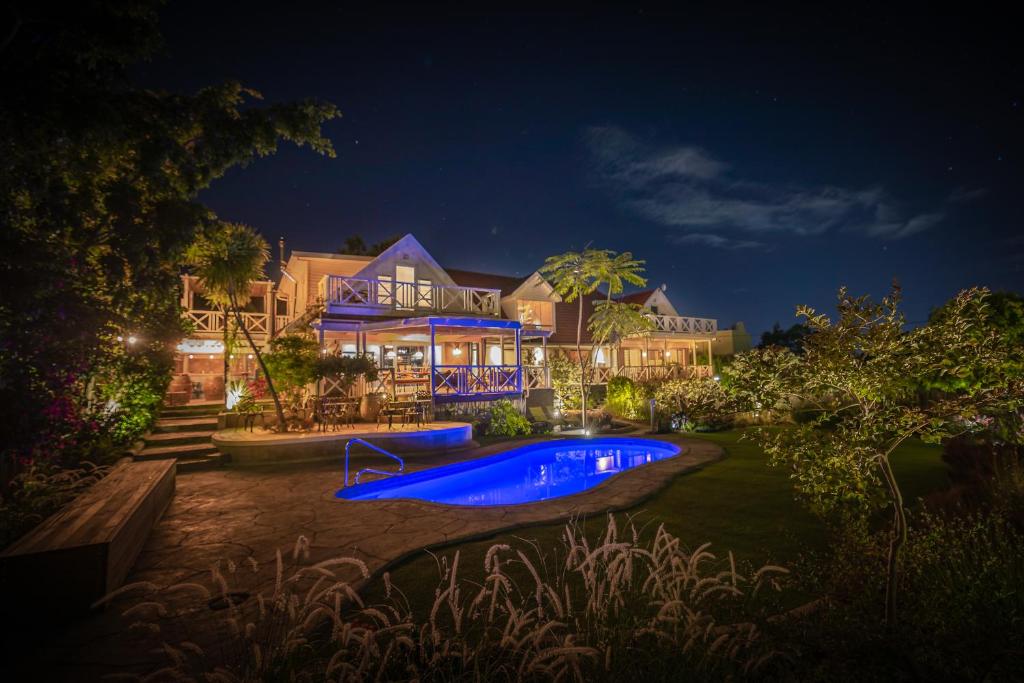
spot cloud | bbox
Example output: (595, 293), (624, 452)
(947, 186), (989, 204)
(586, 125), (946, 244)
(668, 232), (766, 250)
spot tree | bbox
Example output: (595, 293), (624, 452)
(186, 224), (288, 431)
(540, 249), (646, 429)
(759, 322), (810, 354)
(0, 1), (338, 473)
(337, 234), (402, 256)
(728, 286), (1023, 626)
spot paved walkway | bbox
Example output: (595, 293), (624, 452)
(35, 433), (724, 681)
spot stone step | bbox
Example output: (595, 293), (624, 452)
(143, 430), (214, 447)
(154, 416), (219, 433)
(160, 405), (222, 418)
(174, 453), (226, 473)
(135, 442), (219, 460)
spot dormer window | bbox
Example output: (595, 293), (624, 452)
(516, 300), (554, 330)
(649, 305), (659, 315)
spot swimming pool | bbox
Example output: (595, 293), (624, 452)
(336, 437), (680, 506)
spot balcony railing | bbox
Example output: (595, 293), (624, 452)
(523, 365), (550, 390)
(185, 310), (271, 336)
(319, 276), (501, 317)
(647, 314), (717, 335)
(615, 365), (713, 381)
(432, 365), (521, 396)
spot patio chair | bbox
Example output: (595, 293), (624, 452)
(527, 405), (552, 433)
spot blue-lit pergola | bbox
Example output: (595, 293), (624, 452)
(314, 316), (551, 403)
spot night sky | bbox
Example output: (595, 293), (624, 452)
(139, 3), (1023, 336)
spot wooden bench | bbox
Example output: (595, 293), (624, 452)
(0, 459), (175, 616)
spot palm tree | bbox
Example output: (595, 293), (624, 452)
(587, 250), (647, 385)
(540, 248), (607, 429)
(186, 222), (288, 430)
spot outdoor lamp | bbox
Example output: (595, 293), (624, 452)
(127, 336), (137, 345)
(452, 346), (462, 356)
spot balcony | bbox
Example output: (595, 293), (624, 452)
(319, 276), (501, 317)
(647, 314), (717, 335)
(184, 310), (271, 336)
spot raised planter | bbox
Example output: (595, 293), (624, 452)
(212, 422), (474, 465)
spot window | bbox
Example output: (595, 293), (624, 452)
(516, 300), (554, 329)
(276, 298), (289, 315)
(395, 265), (415, 308)
(649, 305), (659, 315)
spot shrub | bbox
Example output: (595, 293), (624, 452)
(485, 399), (532, 437)
(104, 517), (792, 681)
(779, 508), (1024, 680)
(605, 376), (649, 420)
(652, 377), (733, 432)
(548, 354), (583, 410)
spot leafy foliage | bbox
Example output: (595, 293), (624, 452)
(336, 234), (402, 256)
(540, 248), (646, 428)
(727, 285), (1024, 624)
(605, 376), (650, 421)
(652, 377), (733, 432)
(485, 399), (532, 437)
(186, 223), (290, 429)
(758, 322), (810, 354)
(548, 354), (584, 410)
(0, 1), (338, 472)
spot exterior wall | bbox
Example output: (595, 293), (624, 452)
(285, 252), (370, 313)
(353, 235), (456, 286)
(711, 323), (753, 356)
(642, 288), (679, 316)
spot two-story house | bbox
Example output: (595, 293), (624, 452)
(173, 234), (721, 408)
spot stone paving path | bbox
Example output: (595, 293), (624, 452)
(34, 433), (723, 681)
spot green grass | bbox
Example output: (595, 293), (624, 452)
(371, 429), (950, 609)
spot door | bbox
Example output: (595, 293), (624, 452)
(395, 265), (415, 308)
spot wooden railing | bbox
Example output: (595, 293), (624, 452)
(184, 310), (270, 336)
(432, 365), (521, 396)
(319, 276), (501, 316)
(647, 315), (717, 335)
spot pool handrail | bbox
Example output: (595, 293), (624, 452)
(344, 438), (405, 487)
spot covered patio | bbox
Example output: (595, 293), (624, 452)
(314, 316), (551, 404)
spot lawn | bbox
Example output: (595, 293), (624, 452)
(371, 429), (950, 608)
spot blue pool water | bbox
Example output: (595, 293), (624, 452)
(337, 438), (680, 506)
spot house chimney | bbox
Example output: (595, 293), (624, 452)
(279, 236), (286, 270)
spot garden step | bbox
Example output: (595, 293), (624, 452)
(143, 430), (215, 447)
(159, 405), (222, 418)
(174, 453), (225, 473)
(153, 416), (219, 433)
(135, 442), (218, 460)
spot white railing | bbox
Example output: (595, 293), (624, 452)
(612, 365), (713, 382)
(523, 365), (550, 390)
(319, 276), (501, 316)
(647, 314), (717, 335)
(185, 310), (270, 336)
(432, 365), (521, 396)
(275, 314), (294, 332)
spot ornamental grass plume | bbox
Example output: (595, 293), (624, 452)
(101, 516), (794, 681)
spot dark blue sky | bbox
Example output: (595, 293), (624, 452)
(141, 3), (1022, 336)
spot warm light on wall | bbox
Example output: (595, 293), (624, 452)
(452, 346), (462, 356)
